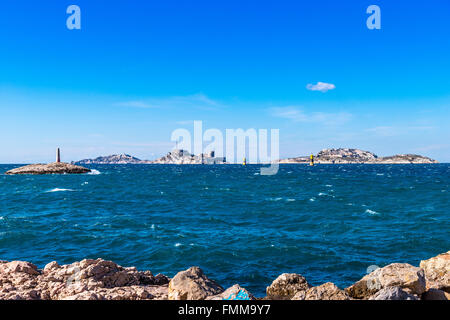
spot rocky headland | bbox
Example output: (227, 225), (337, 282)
(0, 251), (448, 300)
(279, 148), (438, 164)
(5, 162), (91, 175)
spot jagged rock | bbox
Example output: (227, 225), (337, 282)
(5, 261), (39, 275)
(0, 258), (169, 300)
(206, 284), (255, 300)
(422, 288), (449, 300)
(266, 273), (310, 299)
(44, 261), (60, 273)
(346, 263), (426, 299)
(61, 285), (167, 300)
(368, 287), (419, 300)
(168, 266), (224, 300)
(292, 282), (350, 300)
(419, 251), (449, 291)
(5, 162), (90, 175)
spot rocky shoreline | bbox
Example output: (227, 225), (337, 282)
(1, 251), (448, 300)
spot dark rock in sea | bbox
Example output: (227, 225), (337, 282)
(5, 162), (90, 175)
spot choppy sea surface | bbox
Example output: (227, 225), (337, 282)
(1, 164), (449, 296)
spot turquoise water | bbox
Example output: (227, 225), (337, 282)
(1, 164), (449, 296)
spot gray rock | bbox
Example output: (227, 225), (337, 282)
(368, 287), (419, 300)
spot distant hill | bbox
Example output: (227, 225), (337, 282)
(279, 148), (438, 164)
(73, 154), (152, 165)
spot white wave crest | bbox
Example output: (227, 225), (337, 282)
(365, 209), (380, 215)
(88, 169), (101, 175)
(46, 188), (75, 193)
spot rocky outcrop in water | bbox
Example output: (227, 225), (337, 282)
(279, 148), (438, 164)
(0, 251), (448, 300)
(5, 162), (90, 175)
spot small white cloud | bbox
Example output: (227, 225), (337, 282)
(306, 82), (336, 93)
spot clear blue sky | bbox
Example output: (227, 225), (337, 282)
(0, 0), (449, 163)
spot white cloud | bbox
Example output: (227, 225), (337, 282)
(114, 93), (220, 110)
(271, 107), (352, 125)
(306, 82), (336, 93)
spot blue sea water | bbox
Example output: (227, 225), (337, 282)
(1, 164), (449, 296)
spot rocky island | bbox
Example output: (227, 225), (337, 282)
(74, 154), (152, 165)
(74, 150), (226, 165)
(6, 149), (90, 175)
(0, 251), (448, 300)
(279, 148), (438, 164)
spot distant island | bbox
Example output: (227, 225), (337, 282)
(73, 150), (226, 165)
(73, 148), (437, 165)
(279, 148), (438, 164)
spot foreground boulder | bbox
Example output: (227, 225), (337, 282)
(419, 251), (449, 292)
(168, 267), (224, 300)
(5, 162), (90, 175)
(0, 259), (169, 300)
(346, 263), (426, 299)
(292, 282), (351, 300)
(368, 287), (418, 300)
(206, 284), (255, 300)
(266, 273), (310, 299)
